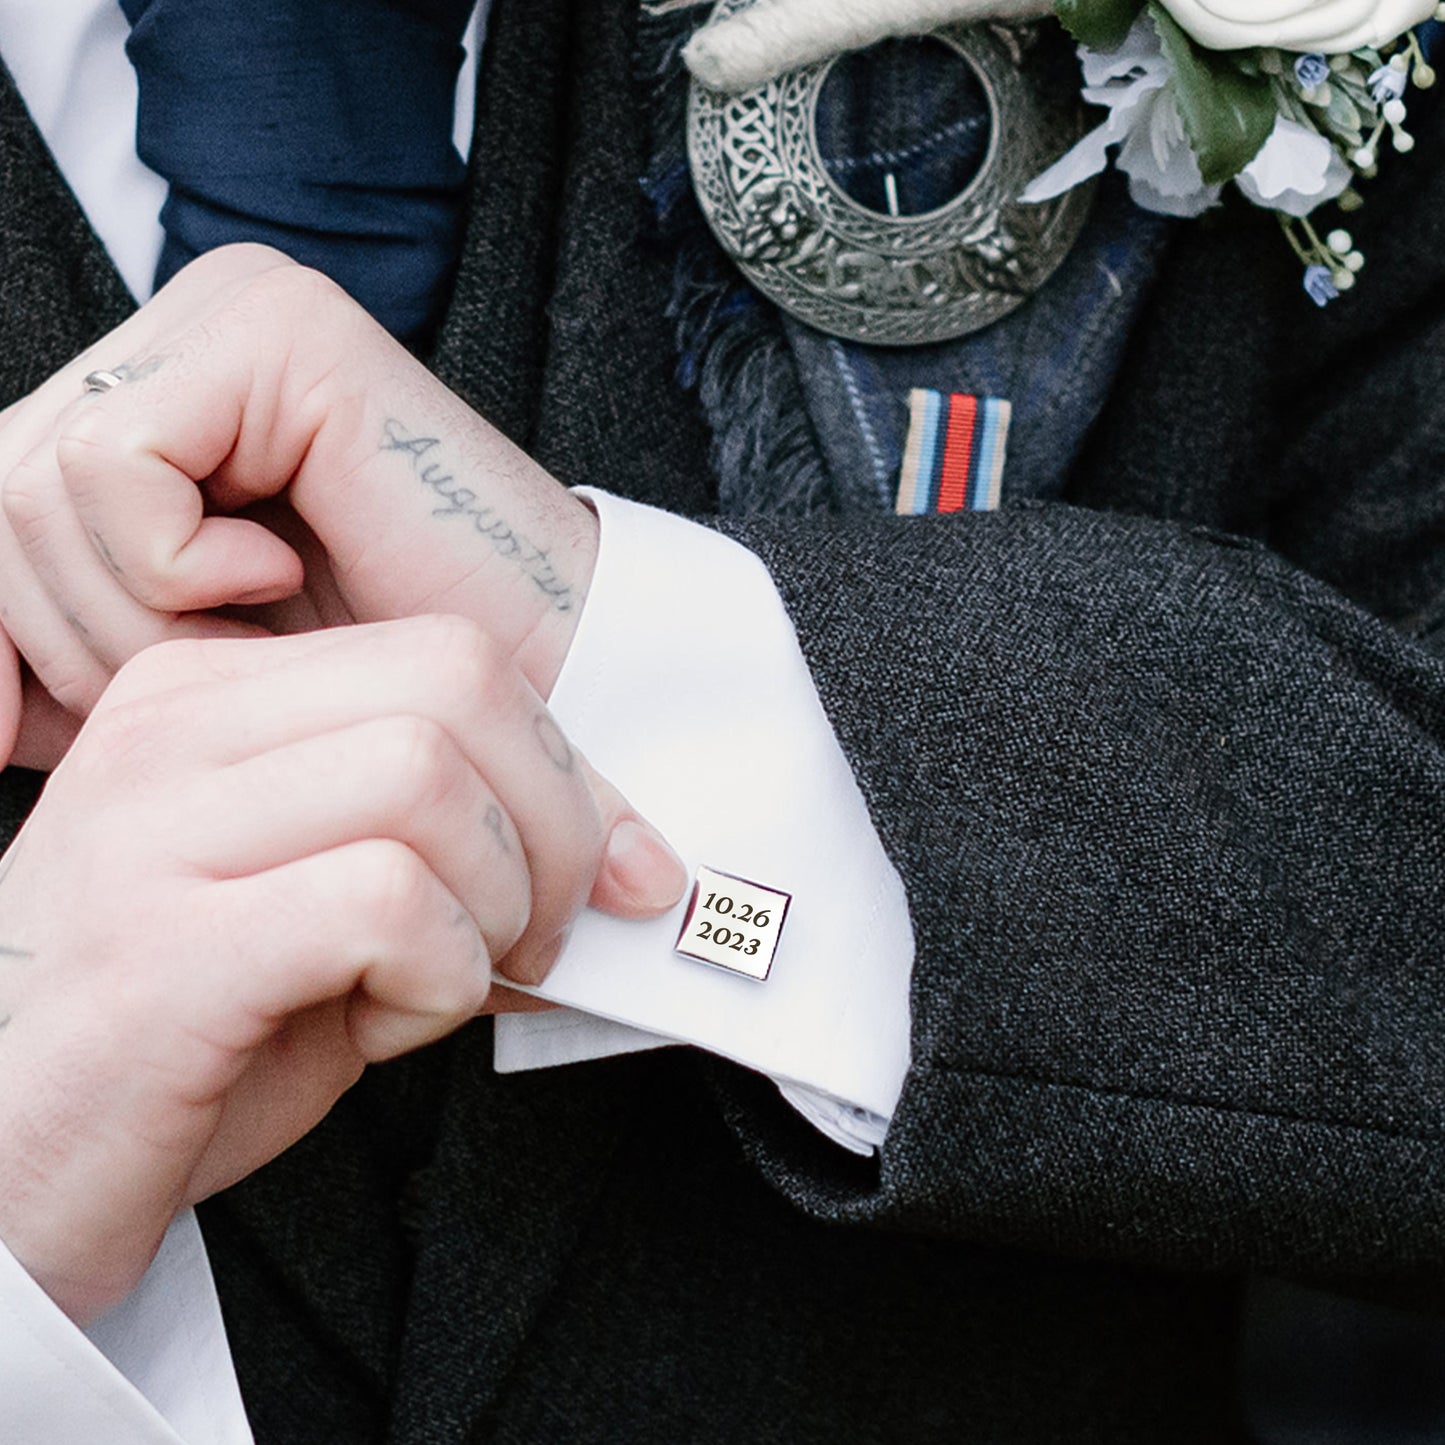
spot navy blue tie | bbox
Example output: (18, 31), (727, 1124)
(122, 0), (476, 344)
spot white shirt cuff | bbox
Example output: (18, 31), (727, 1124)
(0, 1211), (250, 1444)
(494, 490), (914, 1143)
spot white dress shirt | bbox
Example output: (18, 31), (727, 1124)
(0, 1), (915, 1437)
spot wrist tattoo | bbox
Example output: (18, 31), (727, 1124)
(380, 419), (576, 613)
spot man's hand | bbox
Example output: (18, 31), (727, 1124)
(0, 247), (303, 768)
(0, 616), (683, 1326)
(0, 245), (600, 736)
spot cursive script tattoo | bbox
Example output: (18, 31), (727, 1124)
(533, 713), (575, 774)
(380, 419), (575, 613)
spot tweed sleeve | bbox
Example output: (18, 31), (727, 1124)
(707, 504), (1445, 1291)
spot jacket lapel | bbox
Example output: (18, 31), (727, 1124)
(426, 0), (573, 450)
(430, 0), (714, 511)
(385, 1030), (649, 1443)
(0, 59), (134, 409)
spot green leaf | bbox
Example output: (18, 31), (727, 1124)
(1148, 3), (1277, 185)
(1054, 0), (1147, 50)
(1326, 87), (1362, 139)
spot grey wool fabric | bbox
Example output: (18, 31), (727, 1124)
(3, 0), (1445, 1439)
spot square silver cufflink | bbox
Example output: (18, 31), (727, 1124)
(674, 865), (791, 982)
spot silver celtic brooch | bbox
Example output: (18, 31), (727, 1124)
(687, 10), (1095, 346)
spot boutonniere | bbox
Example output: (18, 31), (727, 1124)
(681, 0), (1443, 305)
(1023, 0), (1444, 301)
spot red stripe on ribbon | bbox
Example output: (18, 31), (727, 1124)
(935, 393), (978, 514)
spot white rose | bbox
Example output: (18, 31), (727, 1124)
(1158, 0), (1437, 53)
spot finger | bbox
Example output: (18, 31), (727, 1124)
(100, 620), (608, 953)
(185, 999), (363, 1202)
(186, 982), (546, 1206)
(8, 424), (276, 678)
(101, 622), (686, 956)
(57, 401), (306, 610)
(94, 620), (411, 710)
(173, 714), (533, 961)
(488, 759), (688, 988)
(51, 269), (357, 614)
(49, 264), (585, 675)
(0, 469), (112, 712)
(580, 756), (688, 920)
(493, 762), (685, 987)
(199, 836), (493, 1060)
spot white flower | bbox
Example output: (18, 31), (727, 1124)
(1157, 0), (1436, 54)
(1021, 18), (1353, 219)
(1021, 19), (1222, 216)
(1234, 117), (1352, 216)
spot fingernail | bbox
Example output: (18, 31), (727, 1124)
(603, 819), (688, 911)
(502, 929), (567, 987)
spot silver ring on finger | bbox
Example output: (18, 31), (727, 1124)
(81, 369), (125, 395)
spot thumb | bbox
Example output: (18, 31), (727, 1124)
(493, 759), (687, 988)
(585, 759), (689, 919)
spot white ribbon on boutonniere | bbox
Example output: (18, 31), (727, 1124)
(680, 0), (1053, 91)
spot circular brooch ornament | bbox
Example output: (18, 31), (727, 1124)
(687, 9), (1096, 345)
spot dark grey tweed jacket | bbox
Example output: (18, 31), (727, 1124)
(2, 0), (1444, 1440)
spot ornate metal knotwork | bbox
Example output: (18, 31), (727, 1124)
(687, 8), (1095, 345)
